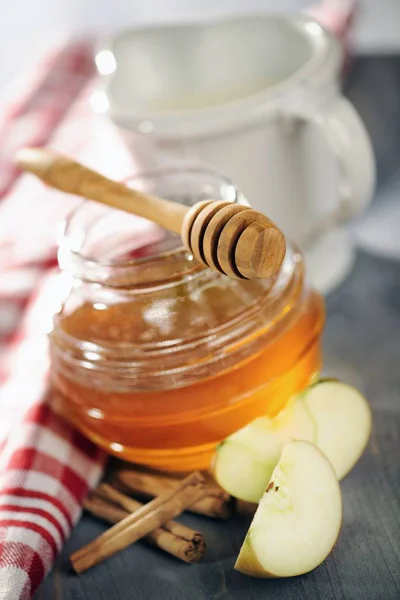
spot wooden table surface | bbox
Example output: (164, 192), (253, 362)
(35, 55), (400, 600)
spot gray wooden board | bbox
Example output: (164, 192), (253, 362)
(35, 56), (400, 599)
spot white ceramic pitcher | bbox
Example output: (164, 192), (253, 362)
(93, 14), (375, 293)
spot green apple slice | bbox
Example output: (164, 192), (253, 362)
(214, 380), (371, 502)
(303, 380), (372, 480)
(214, 399), (315, 503)
(235, 440), (342, 578)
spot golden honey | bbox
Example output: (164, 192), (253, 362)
(49, 169), (325, 471)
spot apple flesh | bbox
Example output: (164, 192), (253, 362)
(214, 380), (371, 502)
(303, 380), (371, 480)
(214, 398), (314, 503)
(235, 440), (342, 578)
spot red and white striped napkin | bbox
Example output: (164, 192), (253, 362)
(0, 43), (101, 600)
(0, 40), (143, 599)
(0, 274), (105, 599)
(0, 4), (356, 597)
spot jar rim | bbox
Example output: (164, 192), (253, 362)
(58, 166), (243, 289)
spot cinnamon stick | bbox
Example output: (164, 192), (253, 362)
(97, 483), (199, 542)
(84, 494), (128, 524)
(83, 491), (205, 563)
(115, 468), (235, 519)
(71, 471), (209, 573)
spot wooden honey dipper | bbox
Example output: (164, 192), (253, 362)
(16, 148), (286, 280)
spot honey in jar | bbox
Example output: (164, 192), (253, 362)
(49, 168), (325, 471)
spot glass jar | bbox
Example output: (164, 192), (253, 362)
(49, 168), (325, 471)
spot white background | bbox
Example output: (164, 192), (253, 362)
(0, 0), (399, 92)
